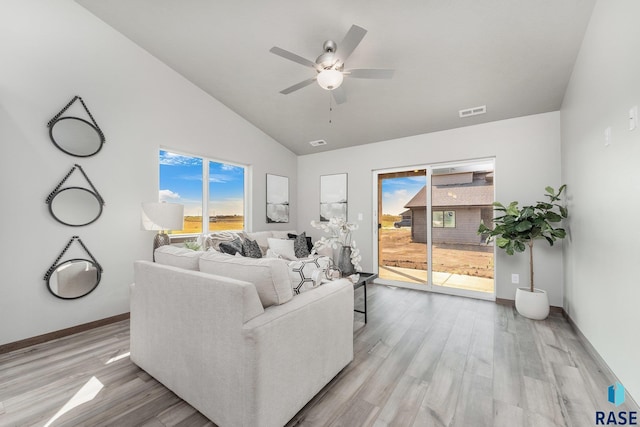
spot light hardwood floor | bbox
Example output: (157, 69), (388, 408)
(1, 284), (636, 426)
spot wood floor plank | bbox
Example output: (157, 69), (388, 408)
(0, 284), (636, 427)
(493, 400), (524, 427)
(493, 328), (523, 407)
(451, 372), (493, 427)
(522, 376), (567, 427)
(372, 374), (427, 427)
(419, 364), (464, 426)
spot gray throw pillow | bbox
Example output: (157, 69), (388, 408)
(242, 238), (262, 258)
(291, 232), (310, 258)
(219, 238), (243, 255)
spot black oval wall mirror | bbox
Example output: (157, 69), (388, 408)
(47, 96), (105, 158)
(46, 164), (105, 227)
(49, 117), (104, 157)
(44, 236), (103, 300)
(49, 187), (103, 227)
(47, 259), (101, 299)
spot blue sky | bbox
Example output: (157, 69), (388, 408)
(382, 176), (426, 215)
(159, 150), (244, 216)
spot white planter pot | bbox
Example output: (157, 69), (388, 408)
(515, 287), (549, 320)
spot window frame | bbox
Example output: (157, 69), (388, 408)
(159, 148), (249, 236)
(432, 210), (456, 228)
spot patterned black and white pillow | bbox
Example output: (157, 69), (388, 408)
(288, 232), (310, 258)
(288, 256), (331, 295)
(288, 232), (313, 253)
(242, 238), (262, 258)
(219, 237), (243, 255)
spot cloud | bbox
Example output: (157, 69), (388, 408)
(209, 173), (232, 183)
(382, 189), (415, 215)
(159, 151), (202, 166)
(220, 163), (240, 172)
(178, 174), (203, 181)
(159, 189), (180, 201)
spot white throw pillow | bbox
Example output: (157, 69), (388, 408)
(267, 238), (297, 260)
(154, 245), (204, 271)
(199, 251), (293, 308)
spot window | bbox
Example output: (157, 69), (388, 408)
(159, 150), (246, 234)
(432, 210), (456, 228)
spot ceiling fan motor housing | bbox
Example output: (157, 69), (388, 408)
(316, 40), (342, 70)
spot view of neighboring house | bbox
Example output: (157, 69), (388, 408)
(404, 171), (494, 245)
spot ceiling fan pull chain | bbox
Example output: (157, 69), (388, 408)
(329, 92), (333, 124)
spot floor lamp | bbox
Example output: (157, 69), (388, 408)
(141, 202), (184, 261)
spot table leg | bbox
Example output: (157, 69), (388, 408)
(363, 281), (367, 324)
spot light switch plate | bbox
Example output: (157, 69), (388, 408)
(630, 106), (638, 131)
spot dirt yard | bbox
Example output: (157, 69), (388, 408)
(379, 228), (494, 278)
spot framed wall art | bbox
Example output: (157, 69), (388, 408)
(266, 174), (289, 223)
(320, 173), (347, 221)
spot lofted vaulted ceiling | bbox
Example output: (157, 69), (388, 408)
(77, 0), (596, 155)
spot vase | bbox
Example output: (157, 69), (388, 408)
(515, 287), (550, 320)
(337, 246), (355, 276)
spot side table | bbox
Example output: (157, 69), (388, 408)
(352, 272), (377, 324)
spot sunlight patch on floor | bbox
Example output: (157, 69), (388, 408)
(106, 351), (130, 364)
(45, 376), (103, 427)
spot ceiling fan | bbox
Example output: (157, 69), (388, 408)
(269, 25), (394, 104)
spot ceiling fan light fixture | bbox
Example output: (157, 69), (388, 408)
(317, 69), (344, 90)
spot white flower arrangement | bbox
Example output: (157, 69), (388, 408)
(310, 217), (362, 272)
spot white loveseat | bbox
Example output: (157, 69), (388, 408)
(130, 250), (354, 426)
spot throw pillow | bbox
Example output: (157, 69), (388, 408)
(287, 232), (314, 253)
(289, 232), (310, 258)
(219, 237), (243, 256)
(242, 238), (262, 258)
(267, 237), (297, 260)
(288, 256), (332, 294)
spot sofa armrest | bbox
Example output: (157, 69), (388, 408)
(130, 261), (264, 427)
(240, 279), (354, 427)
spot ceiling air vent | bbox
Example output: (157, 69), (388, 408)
(459, 105), (487, 118)
(309, 139), (327, 147)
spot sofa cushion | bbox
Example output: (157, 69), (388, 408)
(154, 245), (203, 271)
(199, 251), (293, 308)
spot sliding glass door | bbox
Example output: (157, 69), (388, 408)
(377, 169), (427, 285)
(373, 160), (495, 300)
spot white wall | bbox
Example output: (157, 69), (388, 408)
(0, 0), (296, 346)
(298, 112), (564, 305)
(561, 0), (640, 401)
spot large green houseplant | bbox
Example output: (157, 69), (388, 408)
(478, 185), (567, 319)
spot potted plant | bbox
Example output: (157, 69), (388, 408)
(478, 185), (567, 320)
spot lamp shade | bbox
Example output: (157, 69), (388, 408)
(141, 202), (184, 231)
(316, 69), (344, 90)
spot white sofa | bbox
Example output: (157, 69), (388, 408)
(130, 254), (354, 427)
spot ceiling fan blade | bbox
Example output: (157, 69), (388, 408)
(336, 25), (367, 64)
(270, 46), (320, 70)
(280, 77), (317, 94)
(345, 69), (395, 79)
(332, 86), (347, 104)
